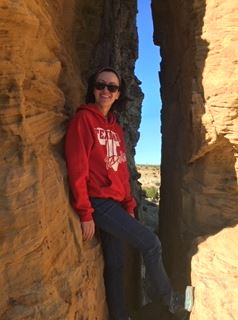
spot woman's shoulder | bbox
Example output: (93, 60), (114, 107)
(66, 105), (89, 129)
(72, 104), (95, 119)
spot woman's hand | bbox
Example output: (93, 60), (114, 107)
(81, 220), (95, 241)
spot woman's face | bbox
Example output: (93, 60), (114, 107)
(93, 71), (120, 115)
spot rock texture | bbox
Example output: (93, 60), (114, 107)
(152, 0), (238, 319)
(0, 1), (142, 319)
(191, 226), (238, 320)
(3, 0), (238, 319)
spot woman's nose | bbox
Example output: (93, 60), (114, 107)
(102, 86), (109, 92)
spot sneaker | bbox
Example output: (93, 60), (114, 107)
(169, 286), (194, 320)
(184, 286), (194, 312)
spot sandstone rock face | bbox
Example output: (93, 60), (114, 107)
(0, 1), (141, 319)
(153, 0), (238, 319)
(5, 0), (238, 318)
(191, 226), (238, 320)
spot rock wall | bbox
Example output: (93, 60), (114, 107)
(152, 0), (238, 319)
(4, 0), (238, 318)
(0, 1), (142, 319)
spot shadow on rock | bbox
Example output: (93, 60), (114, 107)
(132, 300), (178, 320)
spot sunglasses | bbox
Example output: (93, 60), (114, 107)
(94, 82), (120, 93)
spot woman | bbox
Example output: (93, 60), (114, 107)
(65, 67), (193, 320)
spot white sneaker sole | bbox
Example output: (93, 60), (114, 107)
(184, 286), (194, 312)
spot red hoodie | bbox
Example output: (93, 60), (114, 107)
(65, 103), (137, 221)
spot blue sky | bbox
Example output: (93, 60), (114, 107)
(135, 0), (162, 165)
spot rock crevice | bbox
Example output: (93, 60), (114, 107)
(2, 0), (238, 319)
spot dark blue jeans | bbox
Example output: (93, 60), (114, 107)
(91, 198), (172, 320)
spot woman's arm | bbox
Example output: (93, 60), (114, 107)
(65, 113), (94, 222)
(119, 127), (137, 214)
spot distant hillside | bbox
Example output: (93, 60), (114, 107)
(136, 165), (160, 189)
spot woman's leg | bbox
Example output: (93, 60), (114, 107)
(91, 199), (173, 310)
(99, 229), (128, 320)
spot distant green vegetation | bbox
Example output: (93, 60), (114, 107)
(143, 186), (158, 200)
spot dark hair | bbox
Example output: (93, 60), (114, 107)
(85, 67), (128, 112)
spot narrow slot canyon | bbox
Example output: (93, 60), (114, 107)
(0, 1), (238, 320)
